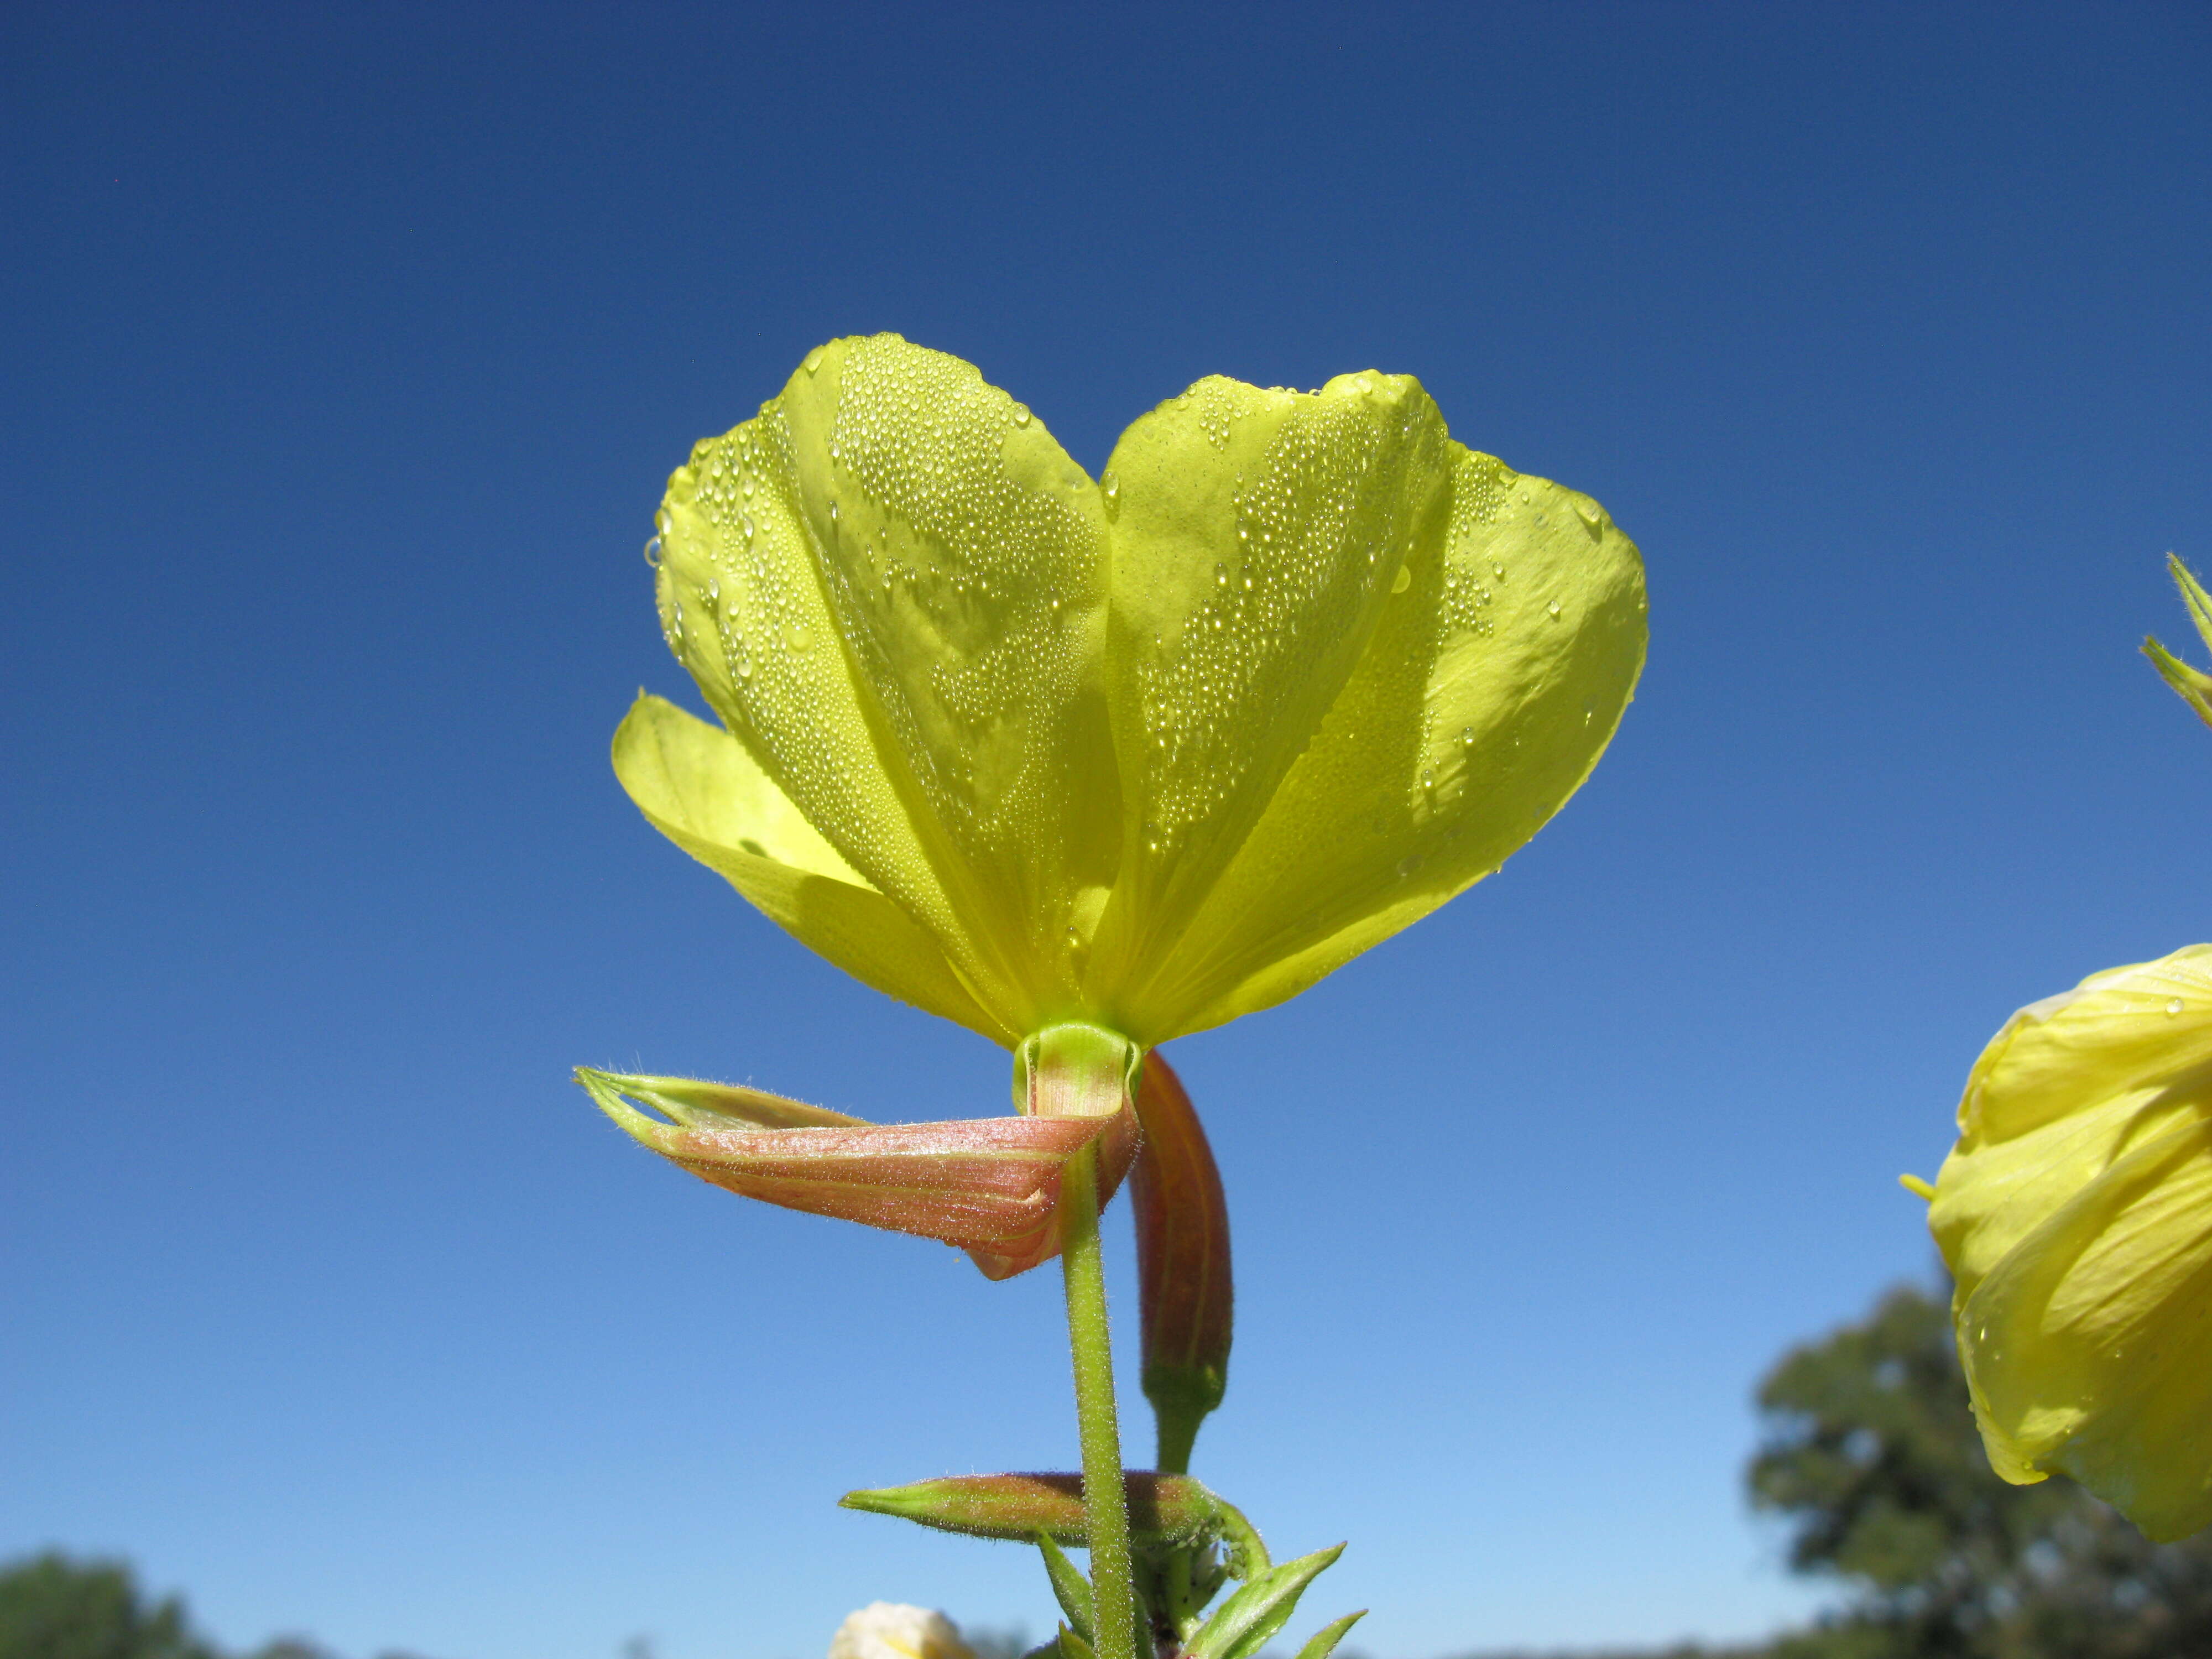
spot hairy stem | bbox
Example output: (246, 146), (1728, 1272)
(1062, 1141), (1138, 1659)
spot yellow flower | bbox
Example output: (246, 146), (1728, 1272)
(618, 333), (1647, 1049)
(586, 335), (1644, 1272)
(1926, 946), (2212, 1539)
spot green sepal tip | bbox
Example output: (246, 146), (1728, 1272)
(1184, 1543), (1344, 1659)
(1037, 1533), (1094, 1645)
(1293, 1610), (1368, 1659)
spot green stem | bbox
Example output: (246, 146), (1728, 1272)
(1154, 1400), (1201, 1477)
(1061, 1141), (1139, 1659)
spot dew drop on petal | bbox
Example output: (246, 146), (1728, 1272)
(1392, 564), (1412, 594)
(2169, 997), (2185, 1016)
(642, 535), (661, 568)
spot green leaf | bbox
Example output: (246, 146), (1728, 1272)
(1037, 1534), (1093, 1644)
(1292, 1610), (1368, 1659)
(1185, 1543), (1343, 1659)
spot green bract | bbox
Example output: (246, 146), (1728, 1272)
(620, 334), (1647, 1048)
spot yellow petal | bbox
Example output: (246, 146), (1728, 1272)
(1149, 448), (1646, 1035)
(654, 334), (1115, 1041)
(1084, 371), (1456, 1035)
(612, 692), (1006, 1041)
(1929, 945), (2212, 1537)
(1081, 371), (1645, 1039)
(1956, 1111), (2212, 1537)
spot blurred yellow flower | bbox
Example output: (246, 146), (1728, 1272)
(1927, 946), (2212, 1540)
(827, 1603), (977, 1659)
(619, 333), (1647, 1050)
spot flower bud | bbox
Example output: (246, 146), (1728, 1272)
(1130, 1051), (1232, 1472)
(839, 1472), (1222, 1548)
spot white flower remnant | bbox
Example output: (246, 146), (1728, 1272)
(827, 1602), (978, 1659)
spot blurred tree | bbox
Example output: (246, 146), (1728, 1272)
(0, 1554), (216, 1659)
(1750, 1282), (2212, 1658)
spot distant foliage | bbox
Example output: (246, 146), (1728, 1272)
(0, 1557), (422, 1659)
(1750, 1282), (2212, 1658)
(0, 1555), (216, 1659)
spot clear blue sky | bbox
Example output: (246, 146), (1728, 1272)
(4, 4), (2208, 1657)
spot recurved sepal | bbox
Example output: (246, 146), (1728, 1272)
(1130, 1051), (1233, 1472)
(838, 1472), (1224, 1549)
(575, 1066), (1136, 1280)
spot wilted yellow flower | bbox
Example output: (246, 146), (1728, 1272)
(621, 333), (1645, 1047)
(1926, 946), (2212, 1539)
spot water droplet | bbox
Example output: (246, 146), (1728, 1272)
(1391, 564), (1412, 594)
(1215, 562), (1229, 588)
(785, 623), (812, 651)
(734, 639), (752, 678)
(1491, 561), (1506, 580)
(828, 501), (839, 524)
(2169, 997), (2185, 1016)
(1396, 853), (1425, 879)
(803, 346), (827, 375)
(1575, 497), (1603, 534)
(742, 474), (755, 498)
(1460, 725), (1475, 747)
(740, 513), (755, 541)
(706, 578), (721, 602)
(1546, 599), (1562, 619)
(1010, 403), (1031, 427)
(642, 535), (662, 568)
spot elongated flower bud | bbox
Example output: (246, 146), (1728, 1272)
(839, 1472), (1222, 1548)
(1130, 1051), (1232, 1473)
